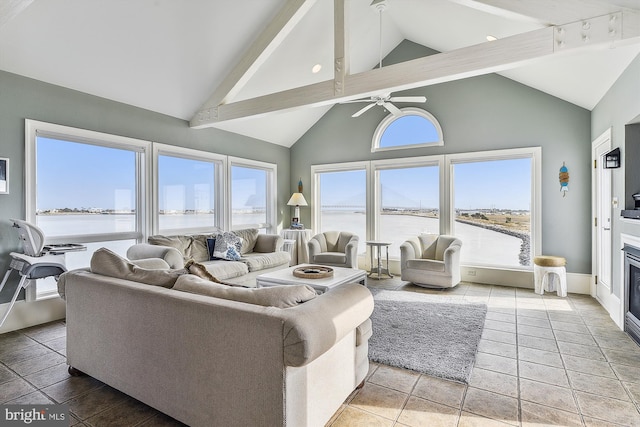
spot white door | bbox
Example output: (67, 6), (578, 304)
(592, 129), (613, 302)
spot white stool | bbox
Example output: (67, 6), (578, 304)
(533, 256), (567, 297)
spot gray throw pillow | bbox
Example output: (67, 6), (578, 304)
(173, 275), (317, 308)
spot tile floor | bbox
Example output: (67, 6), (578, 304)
(1, 279), (640, 426)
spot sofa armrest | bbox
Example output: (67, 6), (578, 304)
(126, 243), (184, 269)
(307, 238), (322, 260)
(253, 234), (283, 253)
(443, 240), (462, 273)
(344, 237), (359, 268)
(281, 283), (374, 367)
(400, 239), (419, 270)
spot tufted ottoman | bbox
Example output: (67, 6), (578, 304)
(533, 256), (567, 297)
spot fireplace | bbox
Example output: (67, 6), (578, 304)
(624, 244), (640, 345)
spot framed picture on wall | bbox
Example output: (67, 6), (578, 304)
(0, 158), (8, 194)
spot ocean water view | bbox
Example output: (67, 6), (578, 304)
(37, 211), (528, 269)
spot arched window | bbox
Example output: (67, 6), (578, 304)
(372, 107), (444, 152)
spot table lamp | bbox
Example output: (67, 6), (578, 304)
(287, 192), (308, 220)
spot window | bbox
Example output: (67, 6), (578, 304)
(311, 148), (540, 271)
(25, 120), (150, 299)
(312, 164), (368, 254)
(448, 149), (541, 269)
(229, 158), (276, 233)
(372, 107), (443, 152)
(375, 162), (440, 258)
(154, 144), (225, 234)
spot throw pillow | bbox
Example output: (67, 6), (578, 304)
(231, 228), (259, 254)
(90, 247), (183, 288)
(206, 237), (216, 260)
(172, 275), (317, 308)
(213, 231), (243, 261)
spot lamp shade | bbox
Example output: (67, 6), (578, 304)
(287, 193), (308, 206)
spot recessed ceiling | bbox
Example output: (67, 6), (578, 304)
(1, 0), (638, 147)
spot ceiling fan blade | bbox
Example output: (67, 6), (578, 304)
(341, 99), (374, 104)
(352, 103), (377, 118)
(383, 101), (402, 116)
(388, 96), (427, 103)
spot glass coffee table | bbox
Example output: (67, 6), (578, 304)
(256, 264), (367, 294)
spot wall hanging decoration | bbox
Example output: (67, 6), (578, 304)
(559, 162), (569, 197)
(298, 178), (303, 193)
(0, 157), (8, 194)
(603, 147), (621, 168)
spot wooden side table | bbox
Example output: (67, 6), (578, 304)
(366, 240), (393, 279)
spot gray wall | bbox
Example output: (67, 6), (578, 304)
(291, 40), (592, 274)
(592, 53), (640, 297)
(0, 70), (290, 304)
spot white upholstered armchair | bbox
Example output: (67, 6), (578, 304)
(308, 231), (359, 268)
(400, 234), (462, 288)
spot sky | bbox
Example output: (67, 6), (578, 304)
(37, 124), (532, 213)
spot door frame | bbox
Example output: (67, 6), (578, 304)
(591, 128), (613, 300)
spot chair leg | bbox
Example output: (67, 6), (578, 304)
(0, 275), (29, 328)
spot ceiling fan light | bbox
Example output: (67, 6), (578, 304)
(486, 35), (498, 41)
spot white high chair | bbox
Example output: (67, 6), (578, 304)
(0, 219), (84, 328)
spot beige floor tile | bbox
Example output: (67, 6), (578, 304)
(602, 347), (640, 367)
(411, 375), (466, 409)
(24, 363), (72, 389)
(612, 363), (640, 383)
(519, 378), (578, 412)
(561, 354), (616, 378)
(575, 391), (640, 426)
(518, 346), (564, 368)
(481, 329), (517, 345)
(350, 383), (408, 420)
(458, 412), (516, 427)
(517, 324), (556, 340)
(21, 322), (67, 343)
(5, 390), (56, 405)
(0, 343), (53, 365)
(518, 360), (569, 387)
(0, 377), (37, 404)
(553, 330), (597, 346)
(477, 340), (517, 359)
(557, 340), (606, 361)
(517, 308), (549, 320)
(593, 334), (640, 352)
(9, 351), (66, 376)
(517, 315), (551, 328)
(0, 364), (19, 385)
(368, 365), (420, 394)
(547, 312), (584, 324)
(583, 416), (633, 427)
(397, 395), (459, 427)
(485, 312), (516, 324)
(329, 405), (394, 427)
(469, 368), (518, 398)
(567, 371), (631, 401)
(484, 319), (517, 334)
(475, 352), (518, 376)
(520, 400), (583, 427)
(462, 387), (519, 425)
(517, 334), (558, 352)
(550, 319), (591, 334)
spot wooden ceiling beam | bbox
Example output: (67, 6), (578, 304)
(0, 0), (34, 28)
(191, 9), (640, 127)
(191, 0), (317, 124)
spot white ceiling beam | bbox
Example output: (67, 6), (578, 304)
(191, 0), (317, 121)
(0, 0), (34, 28)
(447, 0), (632, 25)
(191, 10), (640, 126)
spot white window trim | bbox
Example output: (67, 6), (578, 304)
(311, 147), (541, 271)
(228, 156), (277, 233)
(152, 143), (227, 236)
(311, 161), (371, 238)
(371, 107), (444, 153)
(24, 119), (151, 300)
(445, 147), (542, 269)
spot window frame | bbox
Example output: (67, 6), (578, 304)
(227, 156), (277, 233)
(25, 119), (151, 300)
(152, 143), (226, 235)
(371, 107), (444, 153)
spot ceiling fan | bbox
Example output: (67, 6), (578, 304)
(343, 0), (427, 118)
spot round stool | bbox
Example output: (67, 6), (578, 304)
(533, 256), (567, 297)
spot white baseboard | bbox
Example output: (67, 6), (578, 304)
(596, 292), (623, 330)
(0, 297), (66, 334)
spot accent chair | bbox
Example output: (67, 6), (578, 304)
(308, 231), (359, 268)
(400, 234), (462, 288)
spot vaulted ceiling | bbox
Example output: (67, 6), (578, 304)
(1, 0), (639, 147)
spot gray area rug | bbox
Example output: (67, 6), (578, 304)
(369, 290), (487, 384)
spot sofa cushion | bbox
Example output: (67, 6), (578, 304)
(312, 252), (347, 265)
(356, 318), (373, 346)
(148, 234), (210, 262)
(406, 258), (445, 272)
(240, 251), (291, 272)
(212, 231), (243, 261)
(201, 260), (249, 279)
(231, 228), (259, 254)
(173, 275), (317, 308)
(90, 248), (183, 288)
